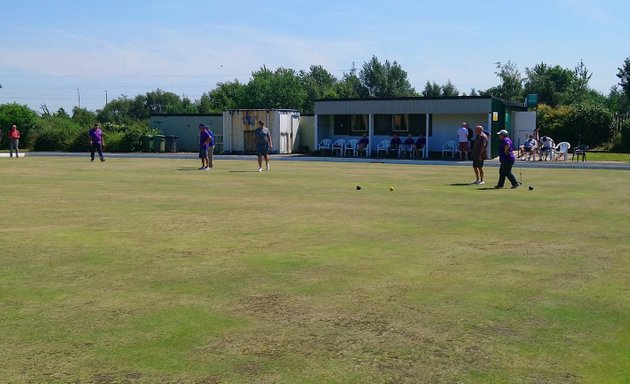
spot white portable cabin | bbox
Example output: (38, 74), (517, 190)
(222, 109), (300, 154)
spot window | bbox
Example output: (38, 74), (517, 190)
(334, 115), (351, 135)
(374, 114), (392, 135)
(392, 114), (407, 132)
(351, 115), (368, 133)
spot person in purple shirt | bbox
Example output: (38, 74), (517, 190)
(401, 134), (415, 158)
(389, 133), (402, 157)
(198, 124), (214, 170)
(88, 123), (105, 162)
(357, 134), (369, 157)
(413, 134), (426, 158)
(494, 129), (520, 189)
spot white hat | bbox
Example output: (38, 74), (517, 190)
(497, 129), (508, 136)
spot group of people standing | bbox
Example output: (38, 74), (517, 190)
(0, 124), (22, 157)
(197, 120), (272, 172)
(464, 122), (521, 189)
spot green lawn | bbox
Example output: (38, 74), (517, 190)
(583, 151), (630, 162)
(1, 157), (629, 383)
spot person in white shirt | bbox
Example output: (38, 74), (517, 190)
(540, 136), (554, 161)
(457, 122), (470, 160)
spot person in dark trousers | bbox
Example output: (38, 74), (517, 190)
(8, 125), (21, 158)
(88, 123), (105, 162)
(495, 130), (520, 189)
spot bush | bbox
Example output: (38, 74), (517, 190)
(536, 103), (571, 139)
(537, 103), (613, 147)
(564, 103), (613, 147)
(101, 122), (151, 152)
(31, 117), (84, 151)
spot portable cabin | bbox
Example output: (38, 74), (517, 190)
(222, 109), (300, 154)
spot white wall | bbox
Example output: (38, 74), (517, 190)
(428, 114), (487, 152)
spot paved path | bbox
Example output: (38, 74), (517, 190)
(5, 151), (630, 170)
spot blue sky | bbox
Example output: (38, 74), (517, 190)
(1, 0), (628, 112)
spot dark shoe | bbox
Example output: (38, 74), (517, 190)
(511, 182), (522, 189)
(100, 158), (106, 162)
(494, 185), (503, 189)
(91, 158), (94, 162)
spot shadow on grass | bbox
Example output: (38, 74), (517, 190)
(450, 183), (474, 186)
(176, 168), (204, 172)
(229, 170), (261, 173)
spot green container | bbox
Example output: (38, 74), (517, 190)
(165, 135), (178, 152)
(141, 135), (153, 152)
(153, 135), (166, 152)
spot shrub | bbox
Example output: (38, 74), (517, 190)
(31, 117), (84, 151)
(564, 103), (613, 147)
(537, 103), (614, 147)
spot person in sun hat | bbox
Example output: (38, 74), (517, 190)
(495, 129), (521, 189)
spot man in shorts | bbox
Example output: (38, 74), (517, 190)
(522, 134), (537, 161)
(471, 125), (488, 185)
(458, 122), (470, 160)
(255, 120), (272, 172)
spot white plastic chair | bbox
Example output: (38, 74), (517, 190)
(318, 138), (332, 155)
(376, 140), (389, 158)
(331, 139), (346, 156)
(398, 143), (413, 158)
(554, 142), (571, 161)
(441, 140), (457, 159)
(344, 139), (358, 157)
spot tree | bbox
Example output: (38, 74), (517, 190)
(422, 82), (442, 97)
(524, 63), (574, 107)
(299, 65), (339, 114)
(421, 80), (459, 97)
(55, 108), (70, 119)
(564, 60), (593, 105)
(607, 86), (629, 113)
(441, 80), (459, 97)
(485, 61), (524, 101)
(198, 80), (245, 113)
(97, 96), (135, 124)
(616, 57), (630, 98)
(336, 65), (365, 99)
(241, 66), (306, 110)
(144, 89), (194, 116)
(71, 107), (96, 128)
(358, 56), (417, 98)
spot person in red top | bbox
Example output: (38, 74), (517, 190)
(8, 125), (21, 158)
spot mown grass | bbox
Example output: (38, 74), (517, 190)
(1, 157), (629, 383)
(583, 151), (630, 162)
